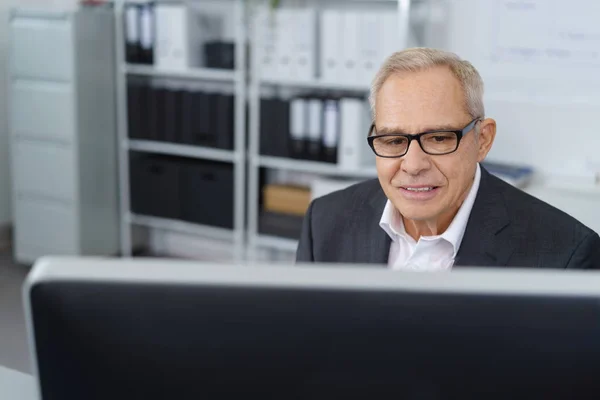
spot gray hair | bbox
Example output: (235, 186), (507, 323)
(369, 47), (485, 120)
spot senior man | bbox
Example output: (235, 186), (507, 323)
(296, 47), (600, 270)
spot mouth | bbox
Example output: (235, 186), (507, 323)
(398, 185), (441, 200)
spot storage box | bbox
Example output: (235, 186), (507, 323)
(179, 159), (234, 228)
(129, 153), (181, 220)
(263, 184), (311, 216)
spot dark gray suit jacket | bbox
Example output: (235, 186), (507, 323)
(296, 168), (600, 269)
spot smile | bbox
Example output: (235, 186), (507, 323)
(403, 187), (436, 192)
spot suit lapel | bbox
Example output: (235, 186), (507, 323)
(455, 167), (514, 267)
(354, 182), (390, 265)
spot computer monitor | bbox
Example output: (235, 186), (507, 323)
(23, 257), (600, 399)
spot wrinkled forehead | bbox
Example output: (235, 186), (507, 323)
(375, 68), (470, 132)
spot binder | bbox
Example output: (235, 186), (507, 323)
(139, 2), (155, 65)
(214, 94), (235, 150)
(255, 6), (278, 79)
(274, 8), (293, 81)
(338, 97), (374, 170)
(149, 85), (166, 142)
(183, 91), (212, 146)
(124, 3), (140, 64)
(322, 98), (340, 164)
(289, 8), (317, 81)
(319, 9), (342, 83)
(289, 98), (307, 159)
(357, 12), (383, 83)
(306, 98), (323, 161)
(180, 89), (194, 144)
(127, 80), (145, 139)
(339, 11), (360, 84)
(155, 4), (188, 70)
(164, 87), (182, 143)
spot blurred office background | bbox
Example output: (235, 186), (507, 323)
(3, 0), (600, 269)
(1, 0), (600, 372)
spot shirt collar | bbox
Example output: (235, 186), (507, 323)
(379, 163), (482, 256)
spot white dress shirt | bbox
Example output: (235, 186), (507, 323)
(379, 164), (482, 271)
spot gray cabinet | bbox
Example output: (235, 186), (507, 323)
(9, 6), (119, 264)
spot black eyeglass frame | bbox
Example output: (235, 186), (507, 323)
(366, 117), (481, 158)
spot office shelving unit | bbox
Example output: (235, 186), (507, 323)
(114, 0), (247, 260)
(246, 0), (410, 261)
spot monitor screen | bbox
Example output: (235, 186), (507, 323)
(24, 257), (600, 399)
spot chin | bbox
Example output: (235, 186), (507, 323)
(395, 203), (440, 222)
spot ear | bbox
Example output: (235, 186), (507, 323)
(476, 118), (496, 162)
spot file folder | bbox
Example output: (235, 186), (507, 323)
(322, 98), (340, 164)
(319, 9), (342, 83)
(214, 93), (235, 150)
(127, 80), (145, 139)
(139, 2), (155, 65)
(260, 97), (289, 158)
(149, 85), (166, 142)
(338, 97), (373, 170)
(289, 98), (307, 159)
(124, 3), (140, 64)
(155, 4), (188, 70)
(306, 98), (323, 161)
(164, 87), (182, 143)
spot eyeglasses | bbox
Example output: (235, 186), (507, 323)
(367, 118), (481, 158)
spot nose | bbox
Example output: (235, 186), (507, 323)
(401, 139), (431, 176)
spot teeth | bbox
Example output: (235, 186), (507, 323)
(405, 187), (434, 192)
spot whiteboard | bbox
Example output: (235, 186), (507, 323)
(429, 0), (600, 175)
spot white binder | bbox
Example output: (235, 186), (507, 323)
(289, 8), (317, 82)
(155, 4), (188, 70)
(338, 98), (374, 170)
(339, 10), (360, 84)
(319, 9), (342, 83)
(357, 12), (384, 84)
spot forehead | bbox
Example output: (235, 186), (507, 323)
(375, 66), (469, 132)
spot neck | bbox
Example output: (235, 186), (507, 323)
(403, 214), (454, 241)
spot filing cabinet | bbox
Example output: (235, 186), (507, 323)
(9, 6), (119, 264)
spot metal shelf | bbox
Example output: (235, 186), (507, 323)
(125, 64), (238, 82)
(261, 77), (370, 93)
(126, 213), (235, 242)
(254, 155), (378, 178)
(253, 234), (299, 253)
(127, 140), (238, 163)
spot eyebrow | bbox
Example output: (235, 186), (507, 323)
(375, 123), (463, 135)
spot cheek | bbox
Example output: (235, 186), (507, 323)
(376, 158), (401, 181)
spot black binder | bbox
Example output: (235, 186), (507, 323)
(149, 86), (166, 142)
(214, 94), (235, 150)
(260, 97), (290, 158)
(164, 88), (182, 143)
(127, 81), (145, 139)
(124, 4), (140, 64)
(138, 2), (155, 65)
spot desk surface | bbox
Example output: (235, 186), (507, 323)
(0, 366), (36, 400)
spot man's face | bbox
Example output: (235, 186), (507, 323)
(374, 66), (496, 226)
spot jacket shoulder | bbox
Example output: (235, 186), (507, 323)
(310, 178), (383, 215)
(491, 174), (595, 240)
